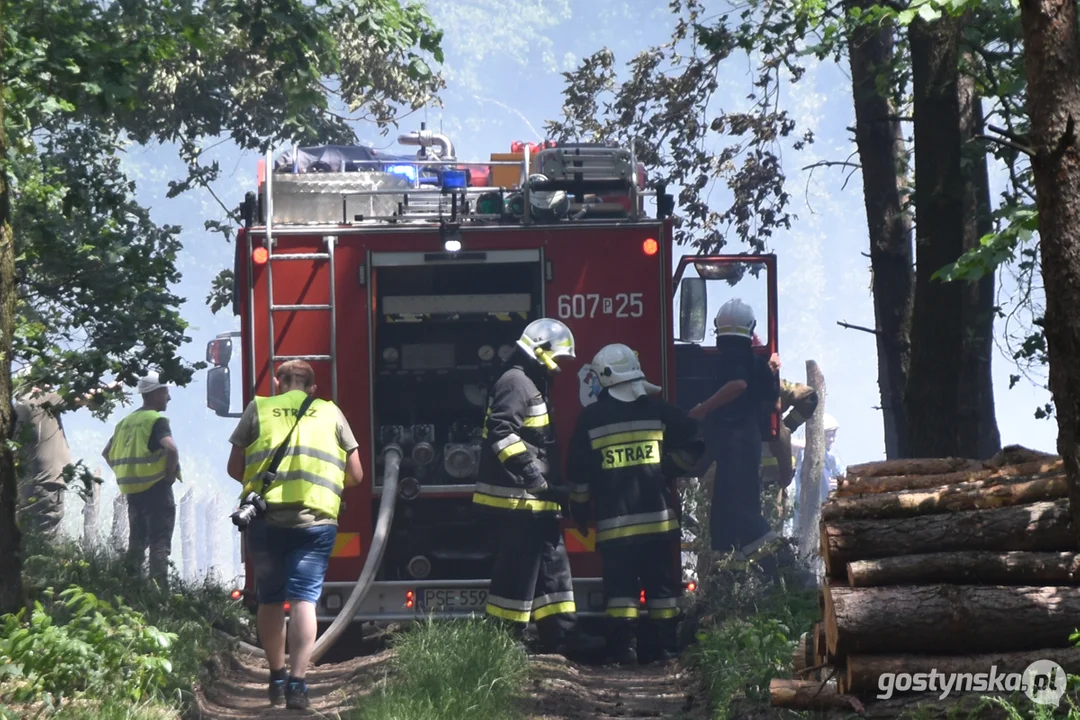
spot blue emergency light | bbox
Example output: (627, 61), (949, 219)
(385, 164), (417, 182)
(440, 169), (468, 190)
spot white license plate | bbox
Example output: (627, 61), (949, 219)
(419, 588), (488, 612)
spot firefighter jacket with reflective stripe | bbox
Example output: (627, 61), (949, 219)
(567, 393), (704, 546)
(473, 365), (562, 516)
(109, 409), (179, 495)
(241, 390), (348, 520)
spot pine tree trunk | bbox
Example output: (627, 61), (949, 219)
(845, 0), (914, 460)
(906, 14), (1001, 460)
(0, 81), (23, 616)
(1017, 0), (1080, 547)
(957, 59), (1002, 460)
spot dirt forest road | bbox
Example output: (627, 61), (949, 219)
(190, 648), (703, 720)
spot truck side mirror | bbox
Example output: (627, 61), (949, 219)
(677, 277), (707, 343)
(207, 366), (232, 417)
(206, 336), (233, 367)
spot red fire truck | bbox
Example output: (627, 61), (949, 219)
(205, 127), (778, 632)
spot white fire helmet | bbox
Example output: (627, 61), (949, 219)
(714, 298), (757, 339)
(590, 343), (662, 402)
(824, 413), (839, 432)
(516, 318), (576, 372)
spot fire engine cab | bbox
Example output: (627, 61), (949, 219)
(205, 125), (778, 630)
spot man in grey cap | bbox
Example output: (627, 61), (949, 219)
(102, 372), (181, 589)
(15, 369), (120, 541)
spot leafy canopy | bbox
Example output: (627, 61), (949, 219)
(4, 0), (444, 410)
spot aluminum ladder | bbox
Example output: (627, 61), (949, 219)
(264, 235), (339, 402)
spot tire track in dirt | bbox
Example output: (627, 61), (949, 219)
(525, 655), (703, 720)
(190, 649), (392, 719)
(191, 648), (702, 720)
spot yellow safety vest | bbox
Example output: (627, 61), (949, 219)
(109, 409), (179, 495)
(241, 391), (347, 519)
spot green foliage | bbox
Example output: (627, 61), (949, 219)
(1, 537), (252, 712)
(353, 617), (529, 720)
(545, 0), (813, 255)
(0, 587), (175, 706)
(933, 205), (1037, 283)
(687, 582), (818, 720)
(3, 0), (446, 389)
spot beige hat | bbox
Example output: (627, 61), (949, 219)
(137, 372), (169, 394)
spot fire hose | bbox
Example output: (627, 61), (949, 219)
(222, 445), (403, 663)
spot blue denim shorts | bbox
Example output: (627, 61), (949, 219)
(246, 519), (337, 605)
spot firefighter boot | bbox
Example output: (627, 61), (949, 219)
(551, 629), (607, 661)
(605, 619), (638, 666)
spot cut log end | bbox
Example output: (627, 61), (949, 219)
(769, 678), (855, 710)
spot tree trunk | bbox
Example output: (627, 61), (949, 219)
(958, 64), (1002, 460)
(822, 472), (1067, 521)
(82, 468), (101, 548)
(825, 584), (1080, 656)
(847, 550), (1080, 587)
(846, 648), (1080, 697)
(181, 488), (195, 582)
(845, 0), (913, 460)
(906, 14), (1000, 460)
(837, 459), (1063, 496)
(821, 499), (1074, 576)
(0, 81), (22, 616)
(110, 492), (128, 554)
(796, 360), (825, 562)
(1017, 0), (1080, 548)
(769, 679), (857, 711)
(845, 457), (982, 479)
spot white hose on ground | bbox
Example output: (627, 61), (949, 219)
(310, 445), (402, 663)
(223, 445), (403, 663)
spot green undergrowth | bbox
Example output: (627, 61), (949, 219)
(684, 565), (820, 720)
(0, 535), (251, 718)
(683, 564), (1080, 720)
(351, 617), (529, 720)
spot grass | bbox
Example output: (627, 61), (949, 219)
(351, 617), (529, 720)
(1, 533), (252, 717)
(1, 698), (180, 720)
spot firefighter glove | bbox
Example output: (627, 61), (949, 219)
(521, 462), (548, 493)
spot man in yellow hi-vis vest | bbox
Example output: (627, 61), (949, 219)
(226, 359), (363, 711)
(102, 372), (180, 589)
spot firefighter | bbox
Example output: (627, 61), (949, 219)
(472, 318), (604, 657)
(688, 299), (782, 576)
(760, 376), (819, 491)
(567, 343), (703, 666)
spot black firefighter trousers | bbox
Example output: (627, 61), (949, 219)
(701, 421), (781, 577)
(486, 512), (576, 649)
(600, 535), (681, 656)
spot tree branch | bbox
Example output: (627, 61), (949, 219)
(837, 320), (879, 335)
(975, 133), (1034, 158)
(801, 160), (861, 172)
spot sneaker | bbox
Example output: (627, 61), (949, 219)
(285, 678), (310, 711)
(269, 668), (287, 707)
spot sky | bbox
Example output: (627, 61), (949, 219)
(51, 1), (1057, 569)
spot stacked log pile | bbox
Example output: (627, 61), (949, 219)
(772, 446), (1080, 716)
